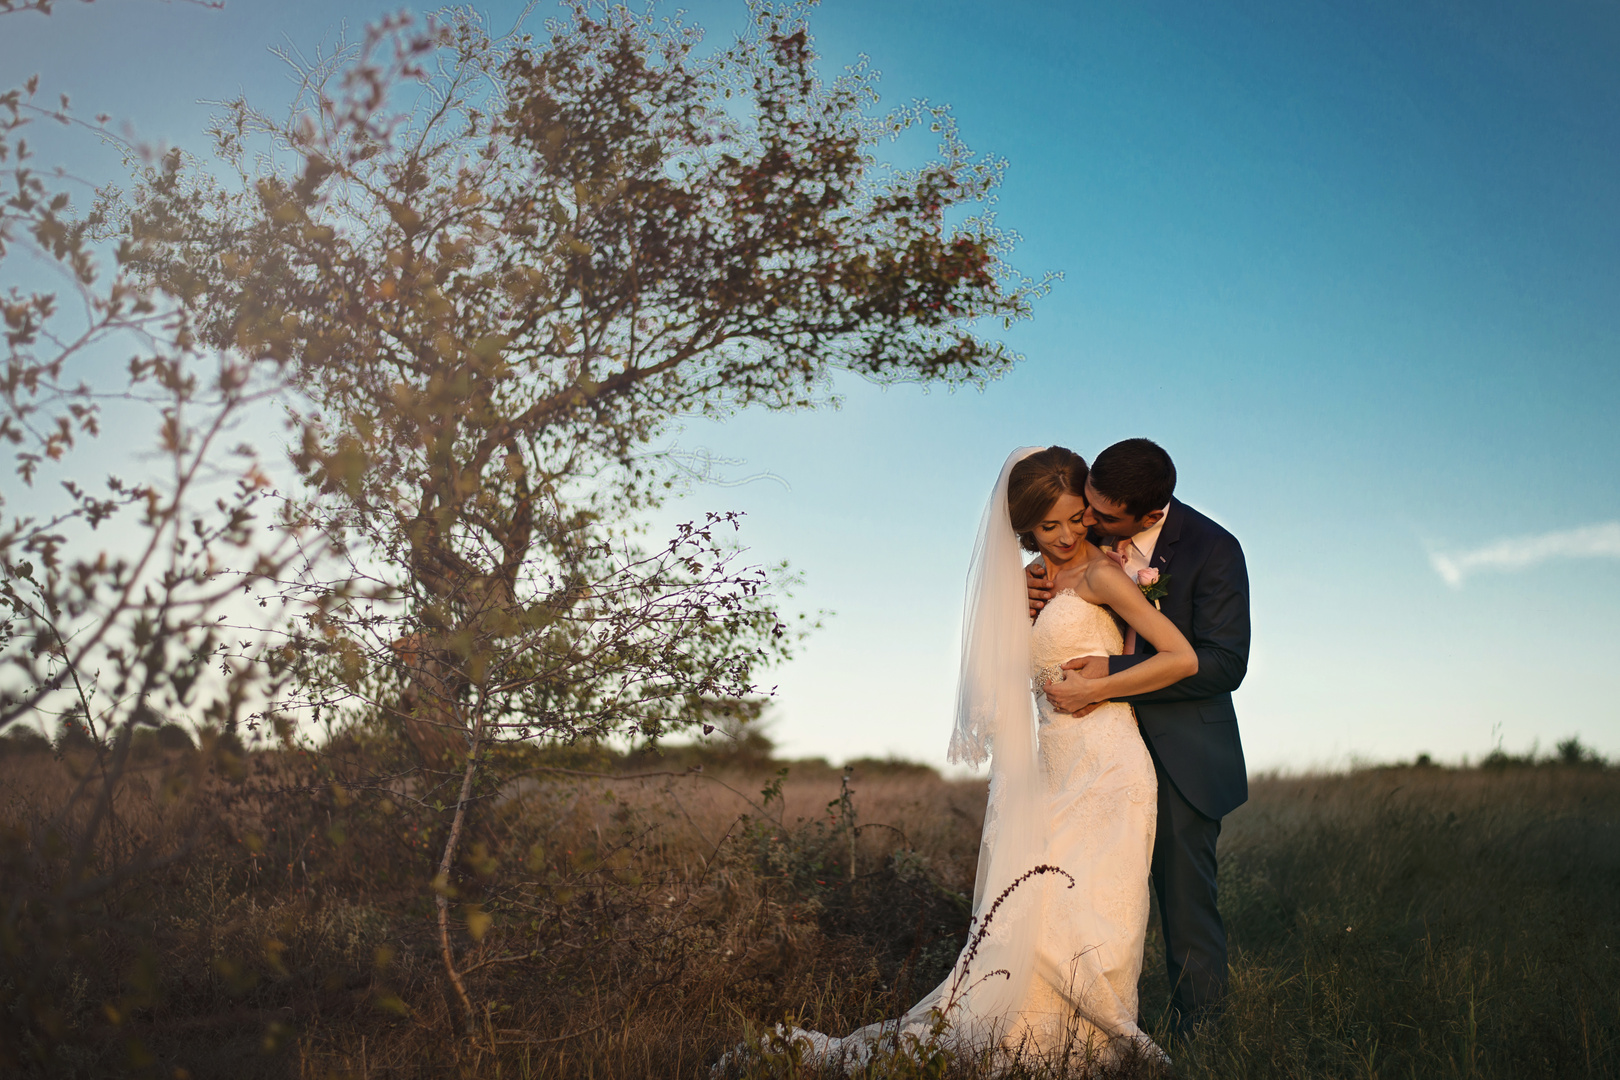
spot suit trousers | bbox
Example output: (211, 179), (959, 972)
(1145, 737), (1228, 1034)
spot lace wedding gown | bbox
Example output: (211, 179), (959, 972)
(777, 590), (1162, 1069)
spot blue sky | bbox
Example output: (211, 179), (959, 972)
(6, 0), (1618, 770)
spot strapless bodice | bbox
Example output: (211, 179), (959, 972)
(1031, 590), (1125, 691)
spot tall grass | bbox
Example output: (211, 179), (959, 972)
(1, 741), (1615, 1078)
(1175, 763), (1620, 1078)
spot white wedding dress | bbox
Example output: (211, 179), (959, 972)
(775, 589), (1162, 1069)
(1020, 590), (1159, 1056)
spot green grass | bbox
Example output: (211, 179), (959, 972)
(1161, 764), (1620, 1079)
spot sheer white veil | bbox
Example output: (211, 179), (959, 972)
(940, 446), (1048, 1042)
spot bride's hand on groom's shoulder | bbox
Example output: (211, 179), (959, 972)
(1026, 559), (1053, 620)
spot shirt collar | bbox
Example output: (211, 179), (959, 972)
(1129, 502), (1173, 559)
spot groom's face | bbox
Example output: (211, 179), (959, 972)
(1082, 479), (1154, 540)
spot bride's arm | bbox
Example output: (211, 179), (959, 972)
(1043, 564), (1197, 713)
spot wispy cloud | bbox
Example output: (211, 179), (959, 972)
(1429, 522), (1620, 587)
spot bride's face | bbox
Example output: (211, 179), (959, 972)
(1032, 492), (1089, 563)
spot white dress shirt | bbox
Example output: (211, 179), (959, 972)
(1117, 503), (1172, 580)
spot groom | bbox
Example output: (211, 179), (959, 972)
(1028, 438), (1251, 1038)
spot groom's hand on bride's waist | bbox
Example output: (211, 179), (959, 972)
(1062, 655), (1111, 680)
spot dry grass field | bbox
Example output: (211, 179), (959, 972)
(2, 736), (1617, 1079)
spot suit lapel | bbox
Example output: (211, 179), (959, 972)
(1150, 498), (1184, 571)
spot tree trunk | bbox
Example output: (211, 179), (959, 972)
(434, 709), (484, 1030)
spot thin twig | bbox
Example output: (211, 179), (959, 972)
(493, 1018), (611, 1045)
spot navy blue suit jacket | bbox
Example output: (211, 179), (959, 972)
(1108, 499), (1250, 820)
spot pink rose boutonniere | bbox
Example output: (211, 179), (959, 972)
(1136, 567), (1170, 609)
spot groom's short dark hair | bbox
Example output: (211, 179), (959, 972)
(1090, 439), (1176, 517)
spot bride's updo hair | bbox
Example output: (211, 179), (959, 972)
(1008, 446), (1089, 553)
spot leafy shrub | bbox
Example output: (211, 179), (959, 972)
(130, 723), (199, 761)
(1555, 735), (1605, 767)
(53, 716), (97, 754)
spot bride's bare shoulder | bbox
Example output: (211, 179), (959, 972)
(1079, 553), (1132, 598)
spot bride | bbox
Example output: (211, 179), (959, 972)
(764, 446), (1197, 1070)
